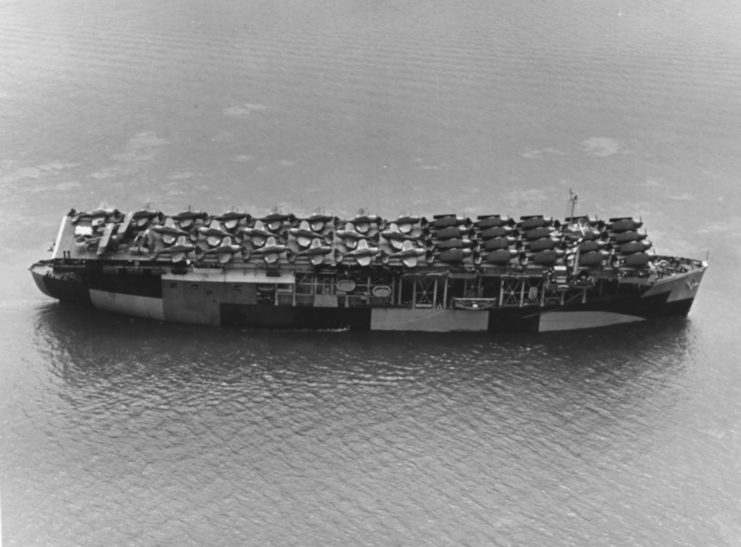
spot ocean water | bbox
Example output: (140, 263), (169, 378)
(1, 1), (741, 545)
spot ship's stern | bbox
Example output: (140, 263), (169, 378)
(30, 261), (93, 306)
(30, 261), (56, 298)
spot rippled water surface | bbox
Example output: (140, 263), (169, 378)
(2, 1), (741, 545)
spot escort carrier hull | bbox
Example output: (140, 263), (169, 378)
(30, 206), (707, 333)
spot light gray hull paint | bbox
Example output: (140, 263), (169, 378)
(89, 289), (165, 321)
(370, 308), (489, 332)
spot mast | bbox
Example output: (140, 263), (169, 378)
(568, 189), (580, 276)
(567, 188), (578, 220)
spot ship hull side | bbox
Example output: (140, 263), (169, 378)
(30, 262), (705, 332)
(371, 308), (489, 332)
(538, 310), (645, 332)
(89, 289), (165, 321)
(221, 304), (371, 330)
(536, 282), (698, 332)
(488, 308), (542, 332)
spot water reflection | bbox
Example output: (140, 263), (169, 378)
(23, 297), (705, 545)
(32, 302), (698, 428)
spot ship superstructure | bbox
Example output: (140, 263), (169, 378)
(30, 203), (707, 332)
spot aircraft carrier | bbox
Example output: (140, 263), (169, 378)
(30, 198), (707, 332)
